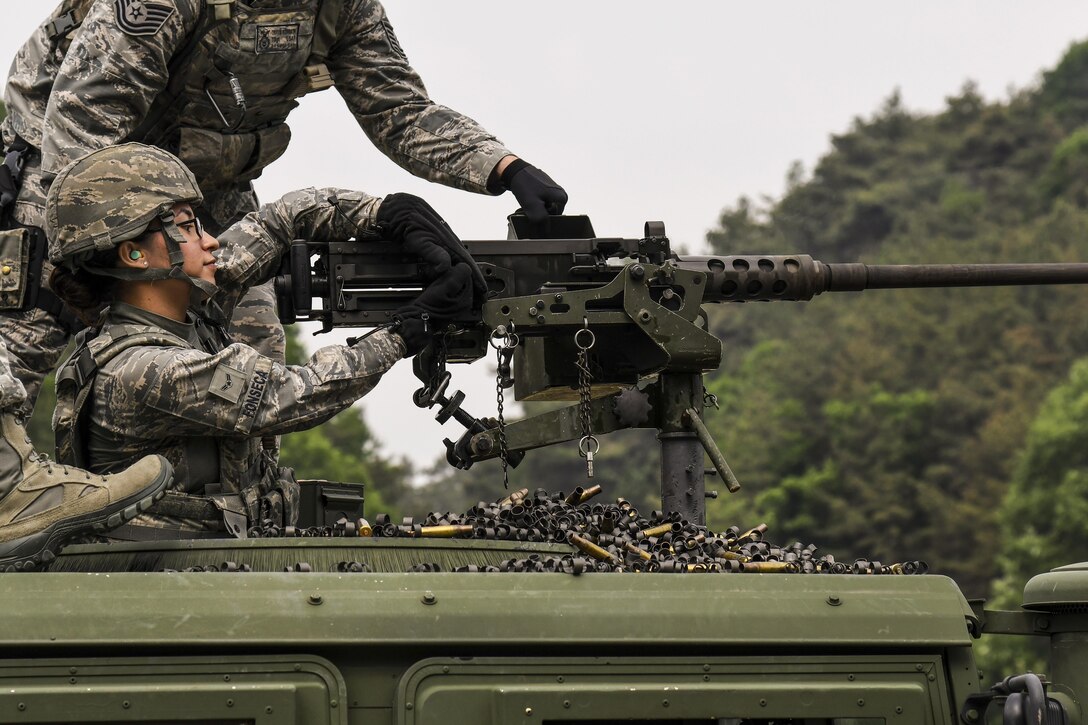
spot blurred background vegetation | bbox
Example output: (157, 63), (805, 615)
(10, 39), (1088, 676)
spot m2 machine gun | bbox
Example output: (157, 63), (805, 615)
(275, 214), (1088, 524)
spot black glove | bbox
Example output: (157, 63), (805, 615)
(376, 193), (487, 303)
(500, 159), (568, 224)
(393, 264), (473, 357)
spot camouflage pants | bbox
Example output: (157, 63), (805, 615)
(1, 152), (285, 416)
(0, 338), (27, 415)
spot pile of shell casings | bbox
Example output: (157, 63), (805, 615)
(345, 486), (928, 576)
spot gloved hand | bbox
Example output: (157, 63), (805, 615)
(393, 264), (473, 357)
(376, 193), (487, 303)
(500, 159), (568, 224)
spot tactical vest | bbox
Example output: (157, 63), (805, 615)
(55, 314), (300, 538)
(48, 0), (343, 189)
(54, 319), (250, 538)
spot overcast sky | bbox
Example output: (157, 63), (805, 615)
(5, 2), (1088, 473)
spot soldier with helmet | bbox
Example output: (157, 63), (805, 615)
(46, 142), (475, 538)
(0, 0), (565, 562)
(0, 0), (566, 427)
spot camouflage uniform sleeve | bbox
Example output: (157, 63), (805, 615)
(327, 0), (515, 194)
(102, 328), (406, 439)
(39, 0), (199, 175)
(210, 187), (382, 320)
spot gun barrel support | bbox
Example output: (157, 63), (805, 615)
(683, 407), (741, 494)
(659, 373), (708, 525)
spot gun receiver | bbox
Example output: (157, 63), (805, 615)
(274, 214), (1088, 523)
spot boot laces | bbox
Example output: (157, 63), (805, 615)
(30, 451), (74, 477)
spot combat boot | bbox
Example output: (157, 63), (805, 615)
(0, 414), (173, 571)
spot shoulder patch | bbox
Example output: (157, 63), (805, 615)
(380, 16), (408, 63)
(208, 362), (246, 403)
(114, 0), (175, 36)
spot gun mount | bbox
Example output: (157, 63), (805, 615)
(275, 214), (1088, 523)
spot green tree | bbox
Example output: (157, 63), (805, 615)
(279, 325), (412, 520)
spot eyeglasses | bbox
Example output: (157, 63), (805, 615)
(177, 217), (204, 240)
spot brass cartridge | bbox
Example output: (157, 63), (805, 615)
(420, 525), (474, 538)
(568, 533), (620, 565)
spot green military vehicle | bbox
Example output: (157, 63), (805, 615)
(2, 216), (1086, 724)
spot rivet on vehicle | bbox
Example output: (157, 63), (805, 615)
(703, 664), (711, 672)
(1036, 616), (1050, 631)
(17, 703), (25, 711)
(69, 677), (77, 684)
(759, 699), (767, 707)
(927, 674), (936, 681)
(422, 591), (437, 605)
(331, 700), (338, 708)
(223, 675), (231, 682)
(896, 707), (905, 715)
(69, 667), (77, 675)
(556, 676), (564, 683)
(827, 595), (841, 606)
(308, 592), (323, 605)
(442, 666), (450, 674)
(847, 674), (855, 681)
(122, 701), (130, 709)
(915, 664), (924, 671)
(266, 707), (274, 714)
(294, 664), (302, 671)
(857, 699), (865, 707)
(525, 707), (533, 716)
(226, 699), (234, 708)
(563, 700), (572, 709)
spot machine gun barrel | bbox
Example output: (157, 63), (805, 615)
(827, 262), (1088, 290)
(678, 255), (1088, 304)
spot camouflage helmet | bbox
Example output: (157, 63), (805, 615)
(46, 142), (203, 267)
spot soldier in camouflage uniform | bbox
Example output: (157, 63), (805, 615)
(2, 0), (567, 413)
(0, 324), (173, 571)
(48, 143), (474, 538)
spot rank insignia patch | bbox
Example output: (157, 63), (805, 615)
(114, 0), (175, 36)
(381, 16), (407, 63)
(209, 362), (246, 403)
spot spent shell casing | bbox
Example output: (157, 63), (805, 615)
(419, 525), (474, 538)
(568, 533), (620, 565)
(564, 487), (586, 505)
(739, 523), (769, 542)
(638, 523), (677, 539)
(623, 541), (653, 561)
(742, 561), (797, 573)
(578, 484), (603, 503)
(498, 488), (530, 507)
(356, 518), (373, 537)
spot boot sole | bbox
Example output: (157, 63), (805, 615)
(0, 461), (172, 573)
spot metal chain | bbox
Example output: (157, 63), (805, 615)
(574, 318), (599, 478)
(490, 325), (519, 489)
